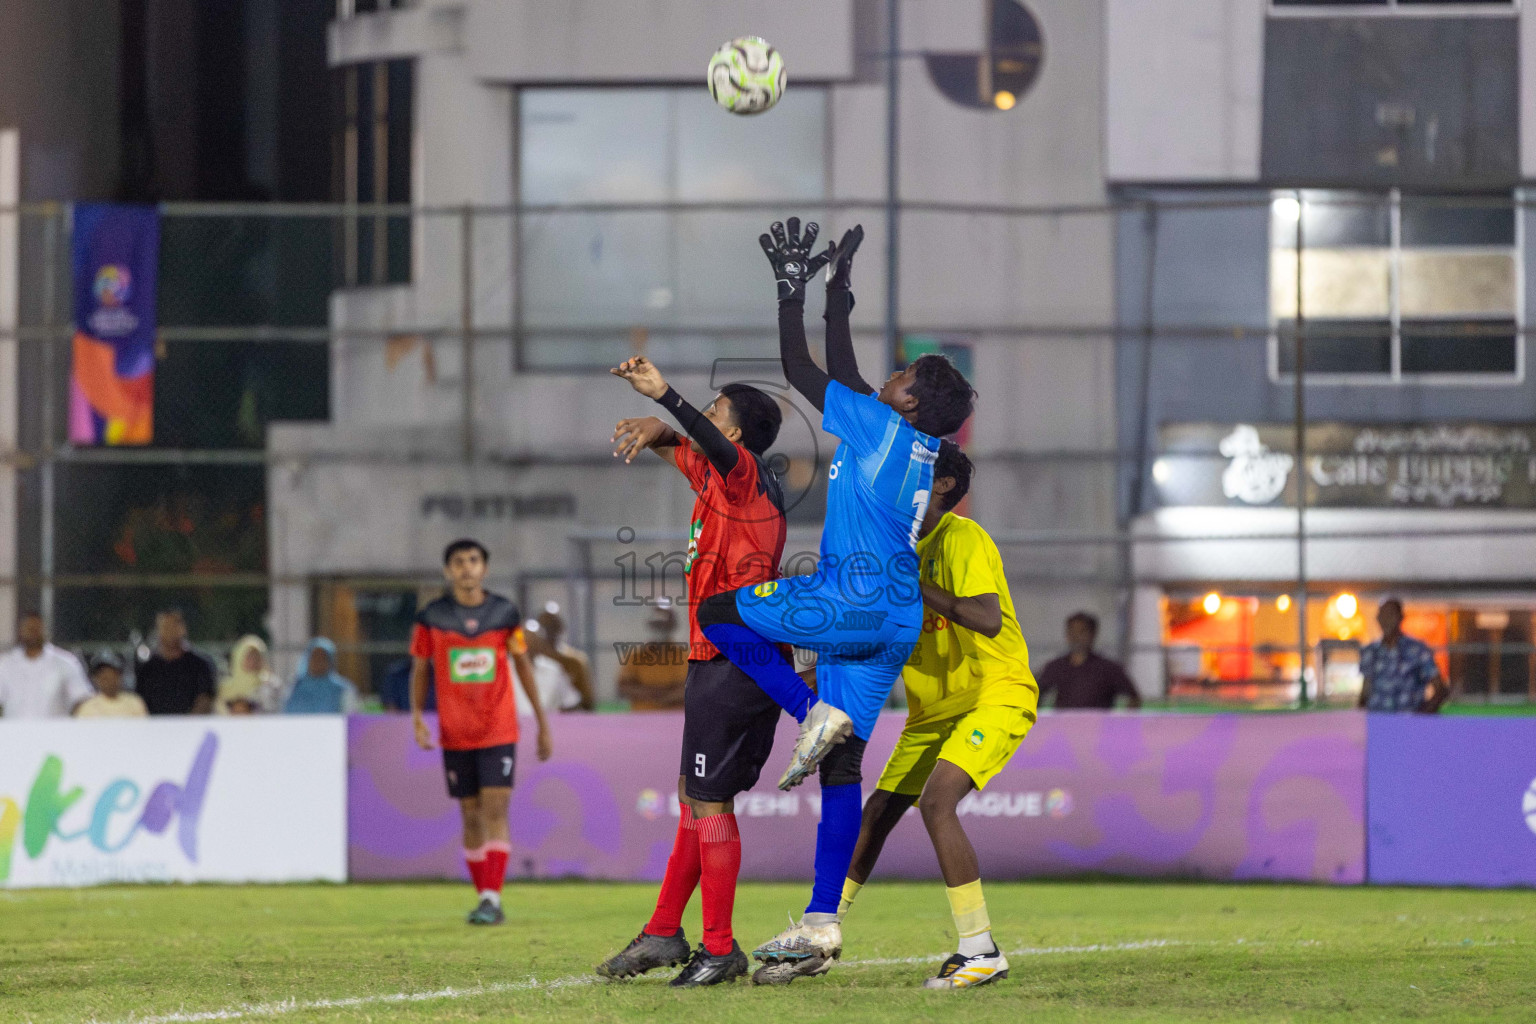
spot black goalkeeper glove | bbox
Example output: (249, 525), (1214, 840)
(826, 224), (864, 293)
(759, 217), (832, 304)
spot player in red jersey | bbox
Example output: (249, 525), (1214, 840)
(595, 356), (787, 987)
(409, 538), (552, 925)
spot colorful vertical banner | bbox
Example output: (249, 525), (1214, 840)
(69, 203), (159, 445)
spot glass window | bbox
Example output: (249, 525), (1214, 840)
(517, 86), (828, 370)
(1269, 191), (1520, 381)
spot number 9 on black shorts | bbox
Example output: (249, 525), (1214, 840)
(442, 743), (517, 798)
(681, 655), (781, 803)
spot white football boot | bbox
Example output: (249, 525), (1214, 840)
(751, 955), (836, 986)
(751, 915), (843, 966)
(922, 948), (1010, 989)
(777, 702), (854, 790)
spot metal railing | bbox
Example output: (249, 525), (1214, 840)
(2, 192), (1535, 705)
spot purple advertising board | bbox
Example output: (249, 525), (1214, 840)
(349, 711), (1365, 884)
(1367, 716), (1536, 888)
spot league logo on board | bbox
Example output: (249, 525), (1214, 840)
(1524, 777), (1536, 837)
(1045, 788), (1073, 819)
(635, 788), (665, 820)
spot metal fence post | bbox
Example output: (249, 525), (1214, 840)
(461, 205), (475, 464)
(1294, 190), (1309, 706)
(39, 204), (59, 632)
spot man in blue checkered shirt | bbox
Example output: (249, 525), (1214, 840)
(1357, 598), (1447, 713)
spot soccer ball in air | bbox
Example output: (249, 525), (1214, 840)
(707, 37), (786, 115)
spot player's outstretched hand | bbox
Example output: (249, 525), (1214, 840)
(612, 416), (671, 463)
(827, 224), (864, 291)
(759, 216), (833, 304)
(610, 355), (667, 399)
(536, 726), (553, 762)
(412, 716), (434, 750)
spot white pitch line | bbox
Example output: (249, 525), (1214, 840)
(91, 938), (1200, 1024)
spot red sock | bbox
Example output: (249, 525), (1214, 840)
(645, 805), (699, 937)
(483, 841), (510, 894)
(464, 846), (487, 892)
(697, 813), (741, 957)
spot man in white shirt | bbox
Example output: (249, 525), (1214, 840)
(0, 612), (93, 718)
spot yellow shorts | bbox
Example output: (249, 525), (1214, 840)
(875, 704), (1035, 796)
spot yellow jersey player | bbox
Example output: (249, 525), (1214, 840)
(759, 441), (1038, 988)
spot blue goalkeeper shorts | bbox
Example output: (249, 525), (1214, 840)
(735, 569), (920, 741)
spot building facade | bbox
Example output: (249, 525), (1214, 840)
(273, 0), (1117, 698)
(1108, 0), (1536, 704)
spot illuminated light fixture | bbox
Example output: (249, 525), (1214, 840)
(993, 90), (1017, 111)
(1276, 594), (1291, 612)
(1152, 458), (1171, 484)
(1203, 592), (1222, 615)
(1335, 592), (1358, 619)
(1272, 195), (1301, 224)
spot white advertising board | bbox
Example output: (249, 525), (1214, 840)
(0, 718), (346, 888)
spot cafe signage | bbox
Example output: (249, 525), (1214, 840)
(1158, 423), (1536, 509)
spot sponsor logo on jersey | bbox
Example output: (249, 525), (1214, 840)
(448, 647), (496, 683)
(686, 518), (703, 573)
(838, 609), (888, 630)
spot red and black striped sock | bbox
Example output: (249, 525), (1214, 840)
(697, 812), (742, 957)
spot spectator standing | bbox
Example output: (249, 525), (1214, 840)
(517, 604), (595, 715)
(216, 634), (282, 713)
(75, 650), (148, 718)
(1359, 598), (1448, 713)
(379, 655), (434, 713)
(1037, 611), (1142, 710)
(615, 601), (688, 710)
(0, 611), (93, 718)
(135, 609), (217, 715)
(284, 637), (360, 714)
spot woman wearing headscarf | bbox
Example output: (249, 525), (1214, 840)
(284, 637), (360, 715)
(217, 634), (282, 714)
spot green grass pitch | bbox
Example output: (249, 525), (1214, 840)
(4, 881), (1534, 1023)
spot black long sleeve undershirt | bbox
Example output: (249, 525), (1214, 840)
(655, 386), (739, 478)
(779, 300), (831, 412)
(823, 288), (872, 395)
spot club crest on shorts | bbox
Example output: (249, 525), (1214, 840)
(968, 729), (985, 748)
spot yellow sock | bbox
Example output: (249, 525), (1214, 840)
(838, 878), (863, 916)
(946, 880), (994, 956)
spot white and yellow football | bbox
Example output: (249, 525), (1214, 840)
(707, 36), (786, 115)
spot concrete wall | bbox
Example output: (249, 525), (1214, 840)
(1105, 0), (1264, 183)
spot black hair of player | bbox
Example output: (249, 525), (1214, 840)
(443, 538), (489, 566)
(1067, 611), (1099, 639)
(909, 353), (977, 438)
(719, 383), (782, 455)
(17, 609), (41, 623)
(934, 440), (973, 511)
(1379, 596), (1403, 616)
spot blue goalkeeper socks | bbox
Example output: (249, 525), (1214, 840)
(806, 782), (862, 915)
(701, 621), (818, 723)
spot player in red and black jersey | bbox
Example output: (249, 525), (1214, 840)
(409, 538), (552, 926)
(595, 356), (787, 987)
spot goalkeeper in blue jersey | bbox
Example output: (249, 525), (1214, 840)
(695, 218), (976, 975)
